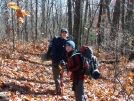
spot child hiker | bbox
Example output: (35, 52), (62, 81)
(65, 40), (85, 101)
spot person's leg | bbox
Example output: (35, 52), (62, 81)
(52, 65), (61, 94)
(74, 80), (85, 101)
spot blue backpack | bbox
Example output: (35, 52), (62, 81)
(41, 34), (74, 61)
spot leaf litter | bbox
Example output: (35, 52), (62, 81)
(0, 40), (134, 101)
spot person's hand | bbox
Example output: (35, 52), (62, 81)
(59, 60), (66, 66)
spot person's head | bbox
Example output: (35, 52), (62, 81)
(60, 28), (68, 39)
(66, 40), (75, 52)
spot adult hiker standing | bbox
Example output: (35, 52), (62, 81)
(51, 28), (68, 95)
(66, 40), (85, 101)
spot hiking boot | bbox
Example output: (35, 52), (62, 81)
(53, 90), (62, 96)
(57, 92), (62, 96)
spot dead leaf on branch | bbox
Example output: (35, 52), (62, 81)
(128, 71), (134, 77)
(7, 2), (20, 10)
(7, 2), (30, 26)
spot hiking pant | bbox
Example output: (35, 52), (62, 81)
(73, 79), (85, 101)
(52, 65), (62, 94)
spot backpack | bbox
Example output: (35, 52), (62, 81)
(77, 45), (100, 79)
(41, 36), (59, 61)
(41, 34), (74, 61)
(46, 35), (59, 60)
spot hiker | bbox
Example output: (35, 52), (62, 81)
(66, 40), (85, 101)
(51, 28), (68, 95)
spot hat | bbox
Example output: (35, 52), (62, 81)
(66, 40), (75, 49)
(61, 28), (68, 33)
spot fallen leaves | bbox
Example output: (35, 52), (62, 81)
(0, 40), (134, 100)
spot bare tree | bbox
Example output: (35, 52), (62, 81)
(81, 0), (89, 45)
(121, 0), (125, 31)
(97, 0), (103, 28)
(24, 0), (28, 41)
(105, 0), (111, 22)
(125, 0), (133, 31)
(68, 0), (73, 34)
(41, 0), (46, 37)
(35, 0), (38, 40)
(110, 0), (120, 40)
(73, 0), (83, 49)
(30, 0), (34, 40)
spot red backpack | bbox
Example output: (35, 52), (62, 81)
(79, 45), (100, 79)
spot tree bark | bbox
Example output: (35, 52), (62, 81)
(121, 0), (125, 31)
(30, 0), (34, 40)
(73, 0), (83, 49)
(25, 0), (28, 41)
(97, 0), (103, 28)
(82, 0), (88, 45)
(68, 0), (73, 34)
(35, 0), (38, 40)
(110, 0), (120, 40)
(105, 0), (111, 22)
(125, 0), (133, 31)
(41, 0), (46, 37)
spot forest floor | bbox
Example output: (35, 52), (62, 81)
(0, 40), (134, 101)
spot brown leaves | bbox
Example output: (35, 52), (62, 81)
(7, 2), (20, 10)
(0, 40), (134, 100)
(7, 2), (30, 26)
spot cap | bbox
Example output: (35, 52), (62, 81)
(66, 40), (75, 49)
(61, 28), (68, 33)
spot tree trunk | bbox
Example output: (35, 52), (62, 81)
(73, 0), (83, 49)
(30, 0), (34, 40)
(11, 0), (15, 51)
(41, 0), (46, 37)
(16, 0), (20, 40)
(121, 0), (125, 31)
(35, 0), (38, 40)
(125, 0), (133, 31)
(82, 0), (88, 45)
(97, 0), (103, 28)
(110, 0), (120, 40)
(68, 0), (73, 34)
(25, 0), (28, 41)
(105, 0), (111, 22)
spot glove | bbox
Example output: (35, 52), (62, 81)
(59, 60), (66, 66)
(59, 60), (69, 71)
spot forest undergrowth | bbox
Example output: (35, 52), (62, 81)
(0, 39), (134, 101)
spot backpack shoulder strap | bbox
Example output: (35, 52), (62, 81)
(71, 52), (81, 58)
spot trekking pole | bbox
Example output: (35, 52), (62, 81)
(55, 63), (67, 101)
(59, 65), (64, 95)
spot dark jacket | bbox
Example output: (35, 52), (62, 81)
(52, 37), (67, 64)
(66, 50), (84, 80)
